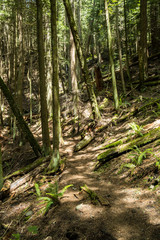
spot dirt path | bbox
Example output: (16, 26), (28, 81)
(41, 137), (160, 240)
(0, 136), (160, 240)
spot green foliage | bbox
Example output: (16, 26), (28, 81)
(35, 183), (41, 197)
(118, 146), (153, 174)
(35, 182), (73, 214)
(155, 158), (160, 170)
(129, 146), (153, 166)
(152, 103), (160, 117)
(27, 225), (39, 235)
(118, 162), (136, 174)
(119, 97), (131, 108)
(129, 122), (144, 137)
(11, 233), (21, 240)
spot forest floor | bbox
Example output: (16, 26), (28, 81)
(1, 58), (160, 240)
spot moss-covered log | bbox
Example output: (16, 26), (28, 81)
(0, 76), (41, 156)
(101, 136), (130, 149)
(4, 156), (50, 180)
(74, 134), (94, 152)
(96, 127), (160, 169)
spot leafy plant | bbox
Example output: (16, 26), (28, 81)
(118, 163), (136, 174)
(129, 122), (144, 137)
(118, 146), (153, 174)
(129, 146), (153, 166)
(27, 225), (39, 235)
(11, 233), (21, 240)
(156, 159), (160, 170)
(119, 97), (131, 108)
(35, 182), (73, 214)
(152, 102), (160, 117)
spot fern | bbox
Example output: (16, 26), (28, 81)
(129, 146), (153, 166)
(34, 183), (41, 197)
(35, 182), (73, 214)
(129, 122), (144, 137)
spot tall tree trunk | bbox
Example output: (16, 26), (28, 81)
(15, 0), (24, 114)
(124, 0), (132, 89)
(116, 5), (126, 95)
(105, 0), (119, 111)
(63, 0), (101, 120)
(36, 0), (51, 155)
(85, 0), (96, 57)
(70, 0), (79, 118)
(0, 76), (41, 157)
(0, 145), (3, 191)
(139, 0), (148, 87)
(150, 0), (160, 53)
(49, 0), (61, 172)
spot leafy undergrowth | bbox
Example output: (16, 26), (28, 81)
(1, 85), (160, 240)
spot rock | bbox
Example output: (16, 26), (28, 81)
(43, 237), (52, 240)
(75, 203), (91, 212)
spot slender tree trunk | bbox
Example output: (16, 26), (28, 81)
(124, 0), (132, 88)
(105, 0), (119, 111)
(36, 0), (51, 155)
(139, 0), (148, 87)
(63, 0), (101, 120)
(0, 76), (41, 157)
(49, 0), (61, 172)
(85, 0), (95, 57)
(15, 0), (24, 114)
(116, 5), (126, 95)
(70, 0), (79, 118)
(0, 145), (3, 191)
(150, 0), (160, 52)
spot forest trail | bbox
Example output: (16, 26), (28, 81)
(1, 96), (160, 240)
(43, 136), (160, 240)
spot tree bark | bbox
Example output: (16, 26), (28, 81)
(124, 0), (132, 89)
(63, 0), (101, 120)
(105, 0), (119, 111)
(36, 0), (51, 155)
(49, 0), (61, 172)
(0, 76), (41, 157)
(0, 145), (3, 191)
(139, 0), (148, 87)
(116, 5), (126, 95)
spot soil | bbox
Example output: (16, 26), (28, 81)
(0, 58), (160, 240)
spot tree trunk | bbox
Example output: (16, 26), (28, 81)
(36, 0), (51, 155)
(0, 145), (3, 191)
(0, 76), (41, 157)
(63, 0), (101, 120)
(116, 5), (126, 95)
(70, 0), (79, 119)
(150, 0), (160, 53)
(105, 0), (119, 111)
(49, 0), (61, 172)
(139, 0), (148, 87)
(124, 0), (132, 89)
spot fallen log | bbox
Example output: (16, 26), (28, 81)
(95, 127), (160, 169)
(4, 156), (50, 180)
(129, 52), (160, 67)
(75, 98), (160, 152)
(74, 134), (94, 152)
(132, 75), (160, 85)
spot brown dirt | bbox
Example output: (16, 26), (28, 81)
(1, 121), (160, 240)
(1, 80), (160, 239)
